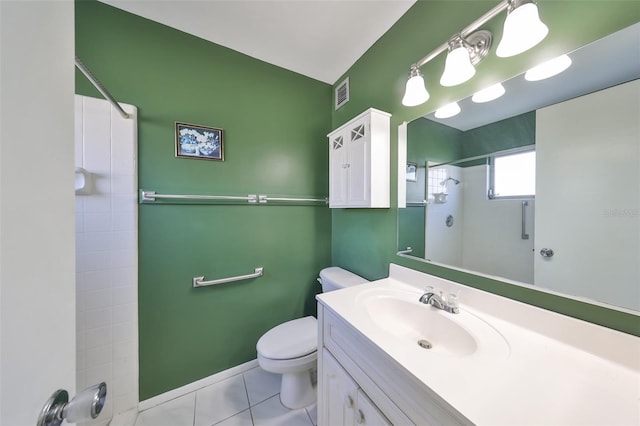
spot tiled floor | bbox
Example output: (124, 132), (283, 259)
(134, 367), (317, 426)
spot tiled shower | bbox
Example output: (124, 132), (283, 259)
(75, 95), (138, 424)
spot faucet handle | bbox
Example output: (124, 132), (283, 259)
(445, 293), (459, 309)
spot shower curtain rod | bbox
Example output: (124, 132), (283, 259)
(75, 57), (130, 119)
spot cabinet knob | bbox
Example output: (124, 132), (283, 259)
(345, 395), (354, 408)
(356, 409), (365, 424)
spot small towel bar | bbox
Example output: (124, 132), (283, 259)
(193, 267), (264, 288)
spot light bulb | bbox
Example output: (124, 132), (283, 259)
(434, 102), (461, 119)
(472, 83), (506, 103)
(440, 46), (476, 87)
(496, 2), (549, 58)
(402, 69), (430, 106)
(525, 54), (572, 81)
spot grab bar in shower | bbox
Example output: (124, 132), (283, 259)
(193, 267), (264, 288)
(397, 247), (413, 255)
(521, 201), (530, 240)
(140, 190), (327, 205)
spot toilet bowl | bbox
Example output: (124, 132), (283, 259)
(256, 267), (368, 409)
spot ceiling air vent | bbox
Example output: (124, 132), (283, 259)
(335, 77), (349, 110)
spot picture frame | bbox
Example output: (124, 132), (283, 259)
(406, 162), (417, 182)
(175, 122), (224, 161)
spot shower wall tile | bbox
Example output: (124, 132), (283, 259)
(112, 284), (137, 305)
(76, 95), (138, 423)
(112, 268), (137, 287)
(86, 343), (113, 367)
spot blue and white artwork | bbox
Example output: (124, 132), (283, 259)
(175, 122), (224, 161)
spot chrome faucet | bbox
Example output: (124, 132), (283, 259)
(419, 289), (459, 314)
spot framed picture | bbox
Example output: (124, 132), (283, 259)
(175, 122), (224, 161)
(406, 162), (417, 182)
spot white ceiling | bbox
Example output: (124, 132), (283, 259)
(99, 0), (416, 84)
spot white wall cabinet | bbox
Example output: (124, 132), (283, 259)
(321, 349), (390, 426)
(328, 108), (391, 208)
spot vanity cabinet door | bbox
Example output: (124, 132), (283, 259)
(321, 348), (358, 425)
(355, 389), (392, 426)
(321, 349), (392, 426)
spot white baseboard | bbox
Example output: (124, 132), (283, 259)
(138, 359), (259, 412)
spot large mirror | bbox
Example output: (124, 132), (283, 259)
(398, 22), (640, 313)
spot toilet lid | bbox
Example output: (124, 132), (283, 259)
(257, 316), (317, 360)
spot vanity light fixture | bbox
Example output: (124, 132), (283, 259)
(440, 31), (493, 87)
(401, 0), (548, 107)
(434, 102), (461, 119)
(496, 0), (549, 58)
(524, 54), (572, 81)
(472, 82), (506, 103)
(402, 65), (430, 106)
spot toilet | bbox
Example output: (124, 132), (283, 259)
(256, 267), (368, 409)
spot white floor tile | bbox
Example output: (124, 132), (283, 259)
(243, 367), (281, 406)
(109, 408), (138, 426)
(305, 404), (317, 426)
(251, 395), (313, 426)
(135, 393), (195, 426)
(194, 375), (250, 426)
(214, 409), (253, 426)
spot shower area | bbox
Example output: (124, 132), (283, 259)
(75, 93), (139, 425)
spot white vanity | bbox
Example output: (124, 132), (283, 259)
(316, 264), (640, 425)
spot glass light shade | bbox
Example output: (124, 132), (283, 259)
(434, 102), (461, 119)
(524, 54), (572, 81)
(402, 74), (430, 106)
(496, 2), (549, 57)
(440, 46), (476, 87)
(472, 83), (506, 103)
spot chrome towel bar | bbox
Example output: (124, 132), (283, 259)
(141, 191), (257, 203)
(193, 267), (264, 288)
(140, 190), (327, 205)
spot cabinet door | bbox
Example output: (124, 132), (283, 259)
(321, 349), (358, 425)
(355, 389), (392, 426)
(346, 118), (370, 206)
(329, 132), (349, 207)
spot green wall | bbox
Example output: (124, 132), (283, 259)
(331, 0), (640, 336)
(462, 110), (535, 158)
(75, 0), (332, 399)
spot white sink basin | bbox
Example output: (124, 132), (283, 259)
(356, 287), (510, 359)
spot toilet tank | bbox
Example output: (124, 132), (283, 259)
(319, 267), (368, 292)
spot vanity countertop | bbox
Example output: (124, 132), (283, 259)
(317, 264), (640, 425)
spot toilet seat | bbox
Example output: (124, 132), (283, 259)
(257, 316), (317, 360)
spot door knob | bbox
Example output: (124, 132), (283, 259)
(540, 248), (554, 258)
